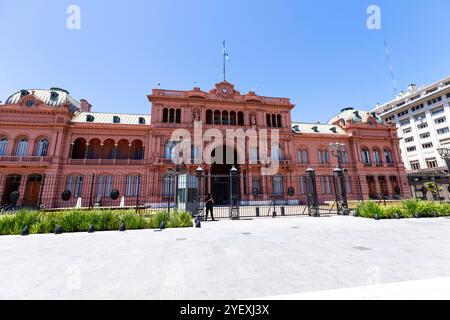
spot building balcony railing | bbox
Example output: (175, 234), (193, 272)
(0, 156), (53, 164)
(69, 159), (144, 165)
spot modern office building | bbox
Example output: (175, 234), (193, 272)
(372, 76), (450, 198)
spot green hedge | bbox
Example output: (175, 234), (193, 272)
(0, 209), (193, 236)
(355, 200), (450, 220)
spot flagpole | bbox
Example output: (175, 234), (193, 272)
(223, 40), (226, 82)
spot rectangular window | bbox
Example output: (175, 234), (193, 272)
(252, 178), (262, 195)
(414, 113), (426, 121)
(405, 137), (414, 143)
(125, 175), (140, 196)
(410, 162), (421, 171)
(431, 107), (445, 116)
(418, 122), (429, 129)
(422, 143), (433, 149)
(435, 117), (447, 125)
(300, 176), (306, 194)
(400, 119), (411, 126)
(403, 128), (412, 134)
(437, 127), (450, 135)
(419, 132), (431, 140)
(426, 159), (438, 169)
(407, 146), (417, 152)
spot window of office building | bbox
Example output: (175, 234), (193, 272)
(403, 128), (412, 134)
(437, 127), (450, 135)
(411, 104), (424, 112)
(435, 117), (447, 125)
(407, 146), (417, 152)
(431, 107), (445, 116)
(400, 119), (411, 126)
(405, 137), (414, 143)
(410, 161), (421, 171)
(422, 143), (433, 149)
(418, 122), (429, 129)
(419, 132), (431, 140)
(426, 158), (438, 169)
(414, 113), (426, 121)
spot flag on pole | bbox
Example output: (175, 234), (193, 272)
(223, 40), (230, 61)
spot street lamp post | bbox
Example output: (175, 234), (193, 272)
(167, 139), (183, 209)
(329, 143), (350, 215)
(229, 165), (240, 220)
(166, 168), (175, 214)
(196, 166), (204, 220)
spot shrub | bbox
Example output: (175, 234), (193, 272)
(437, 202), (450, 217)
(168, 211), (193, 228)
(149, 211), (170, 229)
(0, 208), (193, 236)
(355, 201), (384, 219)
(401, 199), (421, 218)
(383, 206), (403, 219)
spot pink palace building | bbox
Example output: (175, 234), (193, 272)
(0, 82), (410, 210)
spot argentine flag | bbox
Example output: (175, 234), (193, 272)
(223, 40), (230, 61)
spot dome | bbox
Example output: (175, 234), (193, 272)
(5, 88), (80, 110)
(328, 107), (384, 125)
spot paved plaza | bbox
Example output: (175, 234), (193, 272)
(1, 216), (450, 300)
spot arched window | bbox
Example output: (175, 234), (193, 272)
(214, 111), (221, 125)
(35, 138), (49, 157)
(266, 114), (271, 127)
(384, 149), (394, 164)
(272, 114), (277, 128)
(298, 149), (309, 164)
(373, 149), (381, 164)
(169, 109), (175, 123)
(0, 137), (8, 156)
(277, 115), (282, 128)
(131, 140), (144, 160)
(361, 148), (371, 165)
(272, 174), (284, 195)
(206, 110), (213, 125)
(271, 143), (281, 161)
(318, 150), (329, 164)
(222, 111), (229, 125)
(72, 138), (87, 159)
(175, 109), (181, 123)
(238, 112), (244, 126)
(15, 138), (29, 156)
(230, 111), (236, 126)
(162, 108), (169, 123)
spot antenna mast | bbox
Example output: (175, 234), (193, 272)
(384, 39), (398, 96)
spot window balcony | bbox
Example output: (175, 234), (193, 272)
(69, 158), (144, 165)
(0, 156), (52, 164)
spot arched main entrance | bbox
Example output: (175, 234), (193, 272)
(210, 146), (240, 205)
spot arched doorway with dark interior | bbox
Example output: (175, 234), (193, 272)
(210, 145), (240, 205)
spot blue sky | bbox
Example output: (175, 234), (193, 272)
(0, 0), (449, 123)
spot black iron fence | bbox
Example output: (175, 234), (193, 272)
(0, 171), (406, 217)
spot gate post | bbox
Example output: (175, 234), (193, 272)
(306, 167), (320, 217)
(229, 166), (240, 220)
(38, 173), (46, 210)
(88, 173), (95, 209)
(333, 167), (350, 215)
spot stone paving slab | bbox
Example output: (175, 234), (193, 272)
(1, 216), (450, 300)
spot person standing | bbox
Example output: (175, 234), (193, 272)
(205, 193), (215, 221)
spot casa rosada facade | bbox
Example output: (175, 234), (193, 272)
(0, 81), (410, 209)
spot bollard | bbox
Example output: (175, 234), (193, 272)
(256, 207), (260, 217)
(281, 207), (285, 216)
(119, 223), (126, 232)
(88, 224), (95, 233)
(21, 226), (29, 236)
(55, 226), (63, 235)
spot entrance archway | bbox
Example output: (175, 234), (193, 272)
(210, 146), (240, 205)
